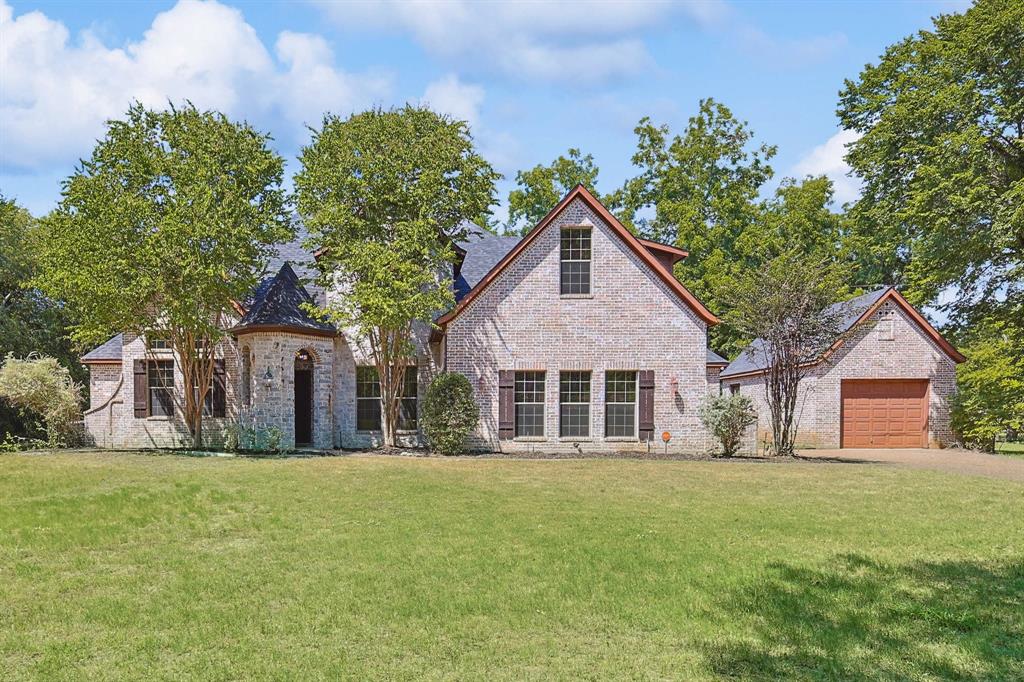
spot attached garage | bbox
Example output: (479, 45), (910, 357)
(840, 379), (928, 448)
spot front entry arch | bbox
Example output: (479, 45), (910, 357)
(294, 350), (314, 446)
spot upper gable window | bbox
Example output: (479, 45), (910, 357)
(560, 227), (591, 295)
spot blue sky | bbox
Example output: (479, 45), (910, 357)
(1, 0), (969, 222)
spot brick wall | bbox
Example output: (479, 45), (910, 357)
(726, 300), (958, 450)
(445, 196), (712, 454)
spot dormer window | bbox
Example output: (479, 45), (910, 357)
(560, 227), (591, 295)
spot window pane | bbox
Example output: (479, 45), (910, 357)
(560, 404), (590, 438)
(514, 371), (545, 403)
(559, 371), (590, 403)
(605, 404), (635, 438)
(605, 371), (636, 403)
(514, 371), (545, 437)
(399, 398), (417, 431)
(560, 228), (592, 295)
(357, 399), (381, 431)
(148, 360), (173, 417)
(515, 403), (544, 437)
(356, 366), (381, 398)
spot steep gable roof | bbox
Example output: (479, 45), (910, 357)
(706, 349), (729, 366)
(81, 333), (123, 364)
(231, 263), (336, 338)
(720, 286), (965, 378)
(436, 185), (718, 327)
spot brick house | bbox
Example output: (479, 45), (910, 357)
(81, 186), (962, 452)
(720, 287), (966, 450)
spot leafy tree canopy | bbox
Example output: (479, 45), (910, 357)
(838, 0), (1023, 330)
(295, 105), (499, 447)
(34, 102), (293, 447)
(506, 148), (603, 235)
(951, 318), (1024, 451)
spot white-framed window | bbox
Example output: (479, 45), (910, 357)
(559, 371), (591, 438)
(356, 366), (418, 432)
(514, 371), (545, 437)
(560, 227), (591, 295)
(148, 360), (174, 417)
(605, 370), (637, 438)
(241, 347), (251, 407)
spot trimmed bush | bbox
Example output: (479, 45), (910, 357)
(699, 393), (757, 457)
(421, 372), (479, 455)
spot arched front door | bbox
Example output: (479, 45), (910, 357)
(294, 350), (314, 446)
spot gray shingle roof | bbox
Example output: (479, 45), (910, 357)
(81, 333), (123, 363)
(454, 225), (519, 301)
(720, 286), (891, 378)
(233, 263), (336, 336)
(706, 349), (728, 365)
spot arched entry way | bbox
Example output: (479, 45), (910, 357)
(294, 349), (315, 446)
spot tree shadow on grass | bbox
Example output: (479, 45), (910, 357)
(702, 554), (1024, 680)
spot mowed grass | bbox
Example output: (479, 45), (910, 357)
(1, 453), (1022, 680)
(997, 441), (1024, 457)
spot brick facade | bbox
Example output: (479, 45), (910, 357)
(444, 196), (713, 453)
(724, 301), (959, 451)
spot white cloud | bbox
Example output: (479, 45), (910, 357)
(421, 74), (485, 127)
(312, 0), (719, 84)
(793, 129), (862, 205)
(0, 0), (390, 171)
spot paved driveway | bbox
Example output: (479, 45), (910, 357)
(799, 447), (1024, 483)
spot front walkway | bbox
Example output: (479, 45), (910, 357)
(799, 447), (1024, 483)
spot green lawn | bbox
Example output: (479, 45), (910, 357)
(997, 441), (1024, 457)
(2, 453), (1022, 680)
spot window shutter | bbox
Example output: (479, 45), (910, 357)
(638, 370), (655, 441)
(498, 370), (514, 440)
(133, 359), (148, 418)
(213, 359), (227, 418)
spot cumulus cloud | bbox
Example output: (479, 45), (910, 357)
(0, 0), (390, 171)
(312, 0), (721, 84)
(421, 74), (485, 127)
(793, 129), (863, 205)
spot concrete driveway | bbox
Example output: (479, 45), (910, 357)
(798, 447), (1024, 483)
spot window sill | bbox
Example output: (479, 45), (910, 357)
(146, 416), (172, 422)
(560, 294), (594, 300)
(604, 436), (639, 442)
(558, 437), (592, 442)
(513, 436), (548, 442)
(356, 430), (419, 435)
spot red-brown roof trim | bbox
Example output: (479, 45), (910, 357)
(720, 288), (966, 379)
(639, 238), (688, 263)
(828, 288), (966, 364)
(436, 185), (718, 326)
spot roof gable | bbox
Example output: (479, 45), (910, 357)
(720, 287), (965, 378)
(232, 263), (336, 337)
(437, 185), (718, 327)
(82, 333), (123, 364)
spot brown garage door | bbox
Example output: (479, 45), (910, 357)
(841, 380), (928, 448)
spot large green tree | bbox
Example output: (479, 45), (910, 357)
(951, 318), (1024, 452)
(1, 195), (84, 440)
(616, 100), (777, 357)
(295, 106), (499, 448)
(506, 148), (602, 235)
(35, 103), (293, 449)
(838, 0), (1023, 330)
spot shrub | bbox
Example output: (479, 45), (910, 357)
(421, 372), (479, 455)
(0, 353), (82, 448)
(700, 393), (757, 457)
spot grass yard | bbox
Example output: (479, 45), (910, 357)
(997, 441), (1024, 458)
(1, 452), (1022, 680)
